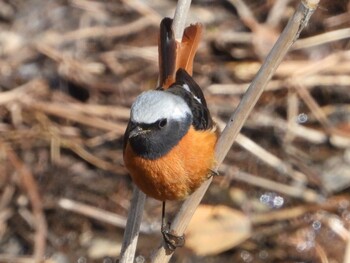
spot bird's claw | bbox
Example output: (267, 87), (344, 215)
(207, 169), (220, 178)
(161, 224), (185, 251)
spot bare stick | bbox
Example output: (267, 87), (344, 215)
(58, 198), (154, 234)
(24, 99), (125, 133)
(236, 133), (307, 182)
(292, 28), (350, 50)
(1, 142), (48, 262)
(228, 0), (258, 29)
(57, 17), (156, 45)
(267, 0), (291, 27)
(230, 169), (321, 202)
(151, 1), (319, 261)
(172, 0), (192, 42)
(119, 0), (192, 262)
(0, 255), (40, 263)
(119, 186), (146, 263)
(215, 0), (318, 166)
(344, 226), (350, 263)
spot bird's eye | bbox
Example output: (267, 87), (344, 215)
(158, 119), (167, 128)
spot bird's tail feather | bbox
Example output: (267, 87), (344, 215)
(158, 18), (202, 89)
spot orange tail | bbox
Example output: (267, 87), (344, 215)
(158, 18), (202, 89)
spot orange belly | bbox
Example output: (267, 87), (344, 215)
(124, 127), (218, 201)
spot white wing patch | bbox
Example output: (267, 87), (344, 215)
(182, 84), (202, 104)
(131, 90), (192, 124)
(182, 83), (190, 92)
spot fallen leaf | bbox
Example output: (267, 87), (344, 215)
(186, 204), (251, 256)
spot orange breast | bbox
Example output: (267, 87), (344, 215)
(124, 127), (218, 201)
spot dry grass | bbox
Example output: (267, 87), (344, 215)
(0, 0), (349, 262)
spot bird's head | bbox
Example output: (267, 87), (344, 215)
(127, 90), (192, 160)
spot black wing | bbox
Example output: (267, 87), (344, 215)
(167, 69), (214, 130)
(175, 69), (208, 108)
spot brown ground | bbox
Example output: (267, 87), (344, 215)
(0, 0), (349, 262)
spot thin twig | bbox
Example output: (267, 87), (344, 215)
(227, 0), (259, 30)
(119, 186), (146, 263)
(0, 79), (47, 105)
(294, 82), (333, 131)
(121, 0), (161, 24)
(24, 99), (125, 133)
(172, 0), (192, 42)
(285, 89), (299, 143)
(236, 133), (307, 182)
(314, 243), (330, 263)
(119, 1), (193, 262)
(292, 28), (350, 50)
(1, 142), (48, 263)
(208, 74), (350, 95)
(344, 225), (350, 263)
(216, 0), (318, 170)
(58, 198), (156, 234)
(229, 169), (322, 202)
(0, 255), (45, 263)
(266, 0), (291, 27)
(151, 1), (319, 261)
(250, 111), (327, 144)
(45, 17), (156, 45)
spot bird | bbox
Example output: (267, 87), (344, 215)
(123, 17), (218, 250)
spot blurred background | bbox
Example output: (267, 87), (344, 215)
(0, 0), (349, 262)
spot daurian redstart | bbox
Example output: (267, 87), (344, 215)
(123, 18), (218, 250)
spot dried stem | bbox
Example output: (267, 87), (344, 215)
(119, 186), (146, 263)
(1, 142), (47, 262)
(236, 133), (307, 182)
(172, 0), (192, 42)
(229, 169), (321, 202)
(292, 28), (350, 50)
(151, 0), (320, 261)
(344, 227), (350, 263)
(119, 0), (193, 262)
(266, 0), (291, 27)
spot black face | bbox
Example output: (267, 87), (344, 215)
(128, 114), (192, 160)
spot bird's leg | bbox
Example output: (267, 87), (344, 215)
(161, 201), (185, 251)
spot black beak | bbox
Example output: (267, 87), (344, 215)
(129, 126), (149, 138)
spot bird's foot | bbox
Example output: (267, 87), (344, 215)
(161, 224), (185, 251)
(207, 169), (220, 178)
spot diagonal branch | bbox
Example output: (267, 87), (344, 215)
(151, 0), (320, 261)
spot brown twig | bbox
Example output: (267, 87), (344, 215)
(266, 0), (292, 27)
(0, 79), (47, 105)
(0, 255), (45, 263)
(24, 99), (125, 133)
(34, 113), (122, 172)
(58, 198), (155, 234)
(344, 226), (350, 263)
(1, 142), (48, 262)
(227, 0), (259, 30)
(285, 88), (299, 143)
(119, 186), (146, 263)
(215, 0), (318, 171)
(44, 17), (156, 45)
(235, 133), (308, 182)
(292, 28), (350, 50)
(121, 0), (161, 24)
(151, 0), (320, 261)
(228, 169), (321, 202)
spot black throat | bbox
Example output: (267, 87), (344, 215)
(129, 114), (192, 160)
